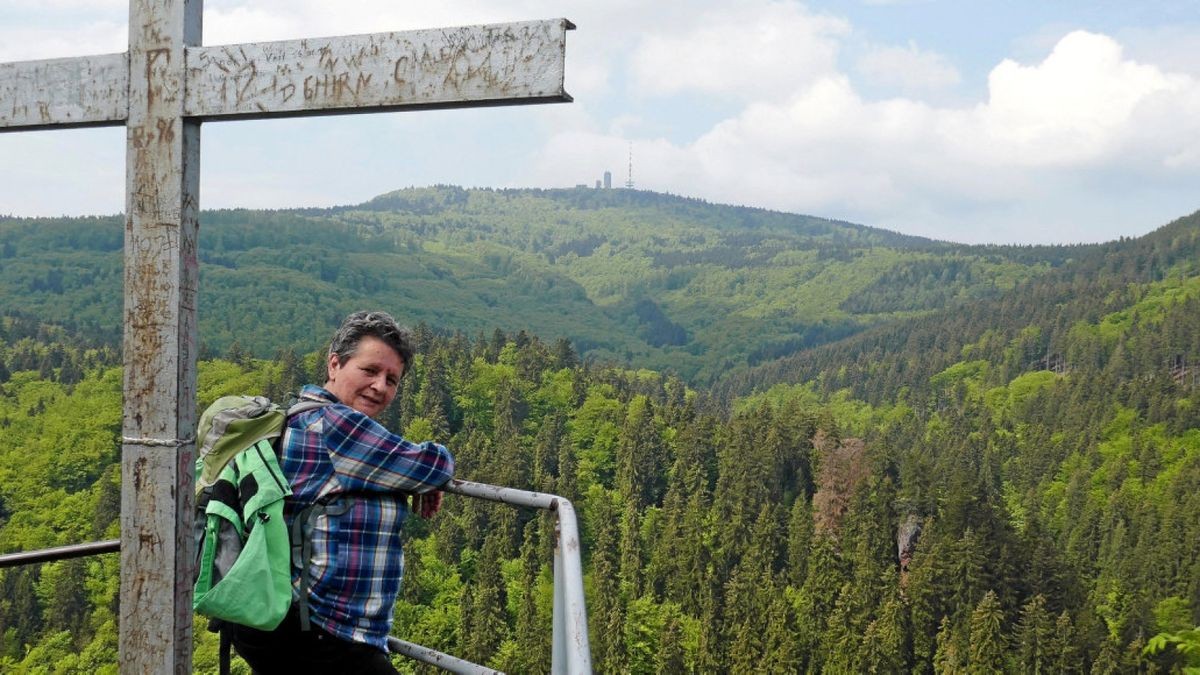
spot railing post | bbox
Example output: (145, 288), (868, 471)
(550, 497), (591, 674)
(553, 529), (566, 670)
(0, 479), (590, 673)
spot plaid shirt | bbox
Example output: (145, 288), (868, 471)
(280, 384), (454, 651)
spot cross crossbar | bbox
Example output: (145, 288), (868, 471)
(1, 19), (572, 131)
(0, 53), (128, 130)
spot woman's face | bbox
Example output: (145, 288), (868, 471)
(325, 335), (404, 417)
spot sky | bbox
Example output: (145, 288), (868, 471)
(1, 0), (1198, 245)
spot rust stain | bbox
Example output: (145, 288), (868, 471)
(132, 456), (149, 491)
(156, 117), (175, 144)
(144, 48), (170, 106)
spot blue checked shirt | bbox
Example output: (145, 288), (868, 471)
(280, 384), (454, 651)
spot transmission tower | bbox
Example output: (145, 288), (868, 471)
(625, 142), (635, 189)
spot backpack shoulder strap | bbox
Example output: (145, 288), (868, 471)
(285, 399), (332, 418)
(279, 396), (334, 632)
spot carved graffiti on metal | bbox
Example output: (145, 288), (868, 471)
(0, 19), (572, 131)
(0, 54), (128, 130)
(186, 20), (573, 120)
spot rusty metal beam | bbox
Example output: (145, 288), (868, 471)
(0, 53), (128, 131)
(0, 19), (573, 133)
(183, 19), (573, 121)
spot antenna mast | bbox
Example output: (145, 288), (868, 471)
(625, 142), (635, 189)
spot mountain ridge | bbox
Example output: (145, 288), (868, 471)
(0, 186), (1158, 382)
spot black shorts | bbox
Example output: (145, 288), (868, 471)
(230, 604), (399, 675)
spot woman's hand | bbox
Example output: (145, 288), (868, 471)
(413, 490), (444, 518)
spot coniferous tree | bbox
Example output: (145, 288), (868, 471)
(618, 501), (643, 599)
(511, 528), (550, 674)
(460, 532), (508, 665)
(1090, 632), (1122, 675)
(820, 583), (862, 673)
(762, 590), (801, 673)
(785, 495), (813, 588)
(933, 616), (967, 675)
(655, 615), (687, 675)
(615, 395), (665, 509)
(908, 531), (951, 674)
(588, 490), (625, 674)
(797, 532), (847, 669)
(36, 559), (89, 638)
(861, 587), (910, 673)
(1048, 611), (1082, 674)
(725, 505), (779, 672)
(967, 590), (1007, 674)
(551, 337), (578, 370)
(420, 349), (454, 438)
(1015, 594), (1054, 674)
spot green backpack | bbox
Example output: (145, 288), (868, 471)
(192, 395), (327, 632)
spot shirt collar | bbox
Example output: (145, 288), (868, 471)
(300, 383), (340, 403)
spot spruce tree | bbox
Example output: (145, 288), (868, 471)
(460, 532), (509, 665)
(863, 591), (910, 673)
(1047, 611), (1081, 673)
(763, 591), (801, 673)
(615, 395), (665, 509)
(967, 590), (1006, 674)
(1015, 594), (1053, 674)
(785, 495), (813, 588)
(655, 615), (687, 675)
(618, 501), (643, 599)
(933, 616), (966, 675)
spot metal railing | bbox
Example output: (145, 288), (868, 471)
(387, 479), (592, 674)
(0, 478), (592, 675)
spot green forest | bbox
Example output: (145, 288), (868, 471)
(0, 191), (1198, 672)
(0, 187), (1081, 383)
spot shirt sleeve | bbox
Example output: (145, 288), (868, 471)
(320, 404), (455, 493)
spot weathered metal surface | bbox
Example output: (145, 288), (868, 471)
(118, 0), (201, 673)
(388, 637), (503, 675)
(448, 480), (592, 674)
(445, 478), (559, 510)
(0, 53), (128, 131)
(552, 498), (592, 674)
(183, 19), (573, 121)
(0, 539), (120, 569)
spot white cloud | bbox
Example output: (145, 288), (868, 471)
(856, 41), (961, 92)
(962, 31), (1185, 167)
(530, 28), (1200, 243)
(4, 2), (1200, 245)
(629, 2), (849, 101)
(4, 0), (124, 11)
(0, 22), (126, 61)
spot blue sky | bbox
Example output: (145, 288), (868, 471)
(2, 0), (1198, 245)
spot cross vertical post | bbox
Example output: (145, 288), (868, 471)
(119, 1), (202, 672)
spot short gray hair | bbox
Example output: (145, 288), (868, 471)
(328, 310), (414, 377)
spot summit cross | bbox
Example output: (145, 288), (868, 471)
(0, 3), (571, 671)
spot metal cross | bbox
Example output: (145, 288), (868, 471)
(0, 3), (571, 671)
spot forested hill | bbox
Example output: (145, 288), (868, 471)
(715, 208), (1200, 404)
(0, 186), (1081, 383)
(3, 201), (1200, 671)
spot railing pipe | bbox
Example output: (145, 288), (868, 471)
(387, 637), (501, 674)
(443, 480), (592, 674)
(0, 539), (120, 568)
(551, 498), (590, 675)
(0, 480), (592, 674)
